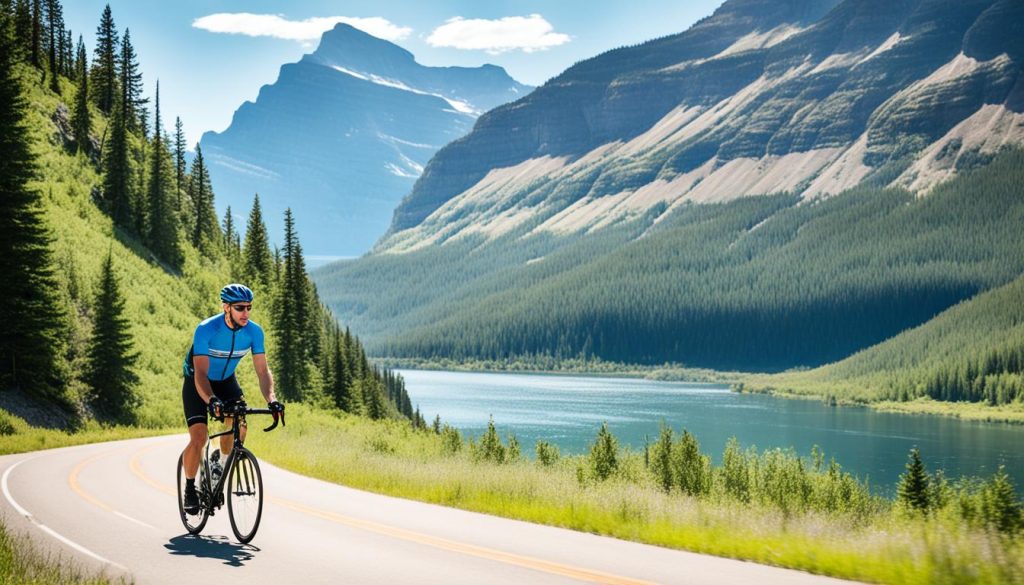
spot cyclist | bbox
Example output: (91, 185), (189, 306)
(181, 283), (284, 513)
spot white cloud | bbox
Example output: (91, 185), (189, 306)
(192, 14), (412, 43)
(426, 14), (570, 54)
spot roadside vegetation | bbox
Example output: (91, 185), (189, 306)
(0, 519), (126, 584)
(245, 404), (1023, 585)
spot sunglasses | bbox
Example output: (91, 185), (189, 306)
(230, 304), (253, 312)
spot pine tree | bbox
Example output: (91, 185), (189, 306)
(83, 250), (138, 423)
(897, 448), (931, 513)
(0, 11), (70, 407)
(44, 0), (62, 93)
(189, 144), (219, 253)
(242, 193), (274, 287)
(13, 0), (30, 59)
(118, 28), (145, 132)
(272, 208), (312, 400)
(589, 422), (619, 481)
(70, 34), (90, 152)
(90, 4), (117, 115)
(173, 116), (185, 205)
(650, 423), (674, 492)
(980, 466), (1022, 534)
(101, 91), (133, 229)
(29, 0), (40, 68)
(145, 81), (183, 268)
(674, 429), (709, 496)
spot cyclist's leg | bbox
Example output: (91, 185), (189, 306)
(214, 375), (245, 454)
(184, 423), (208, 478)
(181, 375), (209, 478)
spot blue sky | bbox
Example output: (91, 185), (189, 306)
(63, 1), (724, 146)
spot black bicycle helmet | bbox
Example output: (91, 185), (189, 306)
(220, 283), (254, 304)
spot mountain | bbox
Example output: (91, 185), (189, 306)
(200, 24), (532, 257)
(313, 0), (1024, 378)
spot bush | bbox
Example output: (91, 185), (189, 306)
(535, 440), (560, 466)
(589, 422), (619, 481)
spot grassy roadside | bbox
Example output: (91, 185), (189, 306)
(0, 513), (128, 585)
(1, 404), (1021, 583)
(243, 404), (1024, 585)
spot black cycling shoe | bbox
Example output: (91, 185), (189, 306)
(184, 484), (200, 514)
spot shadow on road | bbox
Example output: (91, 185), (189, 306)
(165, 534), (259, 566)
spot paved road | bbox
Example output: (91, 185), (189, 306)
(0, 435), (860, 584)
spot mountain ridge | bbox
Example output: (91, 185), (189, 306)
(379, 0), (1022, 251)
(200, 24), (531, 257)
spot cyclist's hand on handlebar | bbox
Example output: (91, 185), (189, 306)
(268, 401), (284, 428)
(207, 397), (223, 420)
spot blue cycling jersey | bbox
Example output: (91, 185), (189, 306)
(183, 314), (266, 381)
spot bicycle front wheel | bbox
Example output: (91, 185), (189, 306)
(227, 448), (263, 543)
(177, 452), (209, 534)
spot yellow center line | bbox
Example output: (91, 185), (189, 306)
(129, 443), (175, 496)
(129, 441), (658, 585)
(69, 450), (118, 513)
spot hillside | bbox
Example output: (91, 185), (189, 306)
(201, 24), (531, 258)
(743, 270), (1024, 412)
(1, 13), (413, 431)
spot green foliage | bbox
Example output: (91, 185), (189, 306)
(472, 416), (506, 464)
(674, 429), (711, 497)
(0, 11), (70, 409)
(144, 82), (183, 269)
(535, 439), (560, 466)
(83, 250), (138, 424)
(89, 4), (117, 115)
(70, 35), (88, 151)
(650, 423), (673, 492)
(440, 423), (462, 455)
(242, 193), (273, 288)
(898, 448), (931, 514)
(979, 467), (1022, 535)
(0, 514), (122, 584)
(588, 422), (619, 481)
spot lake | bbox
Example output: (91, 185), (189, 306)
(398, 369), (1024, 493)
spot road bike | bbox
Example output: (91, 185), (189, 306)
(176, 400), (284, 543)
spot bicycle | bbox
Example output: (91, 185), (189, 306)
(176, 400), (284, 543)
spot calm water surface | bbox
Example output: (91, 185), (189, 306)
(399, 369), (1024, 493)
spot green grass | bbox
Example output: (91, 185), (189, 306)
(0, 516), (128, 584)
(244, 404), (1024, 585)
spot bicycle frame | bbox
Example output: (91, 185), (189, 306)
(199, 402), (282, 514)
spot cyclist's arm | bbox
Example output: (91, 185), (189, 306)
(252, 353), (276, 404)
(192, 355), (216, 405)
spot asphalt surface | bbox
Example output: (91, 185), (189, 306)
(0, 435), (861, 584)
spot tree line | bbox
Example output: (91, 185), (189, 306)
(0, 1), (415, 427)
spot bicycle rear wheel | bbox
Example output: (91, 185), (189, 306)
(176, 453), (209, 534)
(227, 448), (263, 543)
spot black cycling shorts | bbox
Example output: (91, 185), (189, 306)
(182, 374), (243, 427)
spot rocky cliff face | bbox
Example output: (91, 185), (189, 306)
(380, 0), (1023, 252)
(200, 24), (531, 257)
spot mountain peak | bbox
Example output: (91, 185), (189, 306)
(307, 23), (416, 71)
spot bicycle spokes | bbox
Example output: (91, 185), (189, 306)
(227, 449), (264, 543)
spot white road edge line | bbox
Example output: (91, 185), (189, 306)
(3, 456), (130, 573)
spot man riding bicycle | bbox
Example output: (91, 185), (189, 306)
(181, 283), (283, 513)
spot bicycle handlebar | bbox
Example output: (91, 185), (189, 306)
(215, 402), (286, 432)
